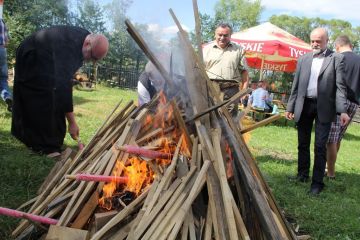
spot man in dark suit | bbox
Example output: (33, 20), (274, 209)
(285, 28), (350, 195)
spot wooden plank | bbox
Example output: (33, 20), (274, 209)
(192, 0), (203, 61)
(172, 11), (210, 126)
(203, 204), (213, 240)
(125, 20), (173, 89)
(37, 147), (73, 194)
(58, 149), (113, 226)
(91, 187), (149, 240)
(142, 137), (182, 216)
(71, 191), (99, 229)
(126, 179), (160, 239)
(219, 114), (291, 239)
(45, 225), (89, 240)
(108, 218), (136, 240)
(211, 129), (238, 240)
(232, 198), (250, 240)
(171, 100), (192, 150)
(140, 168), (196, 240)
(135, 168), (196, 240)
(240, 113), (282, 134)
(166, 160), (210, 240)
(187, 209), (196, 240)
(94, 210), (118, 231)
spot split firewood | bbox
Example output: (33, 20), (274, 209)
(45, 225), (89, 240)
(240, 113), (282, 134)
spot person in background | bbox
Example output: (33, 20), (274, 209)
(203, 22), (249, 118)
(326, 35), (360, 179)
(285, 27), (349, 195)
(11, 26), (109, 157)
(0, 17), (12, 112)
(249, 80), (273, 113)
(137, 61), (165, 106)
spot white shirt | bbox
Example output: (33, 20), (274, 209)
(307, 51), (326, 97)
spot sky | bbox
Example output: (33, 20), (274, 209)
(125, 0), (360, 39)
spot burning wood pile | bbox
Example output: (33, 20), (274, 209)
(7, 7), (298, 240)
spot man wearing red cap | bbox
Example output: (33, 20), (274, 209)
(11, 26), (109, 156)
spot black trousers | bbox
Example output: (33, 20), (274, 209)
(297, 98), (331, 188)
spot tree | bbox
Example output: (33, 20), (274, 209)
(4, 0), (72, 66)
(192, 0), (263, 47)
(214, 0), (263, 32)
(197, 13), (217, 43)
(75, 0), (106, 33)
(102, 0), (146, 69)
(269, 15), (360, 50)
(269, 15), (312, 43)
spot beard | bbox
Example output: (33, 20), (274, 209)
(312, 48), (322, 55)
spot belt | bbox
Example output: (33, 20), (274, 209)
(305, 97), (317, 101)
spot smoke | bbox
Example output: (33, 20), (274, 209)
(136, 24), (193, 117)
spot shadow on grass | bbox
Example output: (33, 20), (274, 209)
(343, 132), (360, 141)
(72, 95), (95, 106)
(254, 153), (360, 239)
(255, 154), (296, 166)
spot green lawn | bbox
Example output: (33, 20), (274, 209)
(248, 120), (360, 240)
(1, 85), (359, 239)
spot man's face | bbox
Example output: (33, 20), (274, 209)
(215, 27), (231, 49)
(310, 30), (328, 54)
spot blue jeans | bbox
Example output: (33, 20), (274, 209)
(0, 47), (11, 101)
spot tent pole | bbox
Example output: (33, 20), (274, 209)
(259, 56), (265, 81)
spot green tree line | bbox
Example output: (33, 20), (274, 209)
(3, 0), (360, 92)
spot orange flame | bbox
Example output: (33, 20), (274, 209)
(98, 157), (154, 210)
(225, 142), (234, 179)
(99, 92), (194, 210)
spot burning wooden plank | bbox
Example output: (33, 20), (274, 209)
(0, 207), (58, 225)
(117, 145), (171, 160)
(66, 174), (129, 184)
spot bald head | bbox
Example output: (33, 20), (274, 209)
(82, 34), (109, 62)
(310, 28), (329, 54)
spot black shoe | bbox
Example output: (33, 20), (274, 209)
(308, 185), (324, 196)
(288, 175), (309, 183)
(5, 98), (12, 112)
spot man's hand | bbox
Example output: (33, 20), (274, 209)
(68, 122), (80, 140)
(285, 111), (294, 120)
(340, 113), (350, 126)
(65, 112), (80, 140)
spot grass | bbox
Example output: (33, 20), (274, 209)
(248, 120), (360, 240)
(1, 85), (359, 239)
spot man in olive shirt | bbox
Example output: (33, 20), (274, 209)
(203, 23), (249, 117)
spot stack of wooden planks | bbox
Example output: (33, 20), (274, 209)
(10, 3), (299, 240)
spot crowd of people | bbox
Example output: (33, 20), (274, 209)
(1, 15), (358, 195)
(135, 23), (359, 195)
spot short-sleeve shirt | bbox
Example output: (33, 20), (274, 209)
(203, 41), (248, 82)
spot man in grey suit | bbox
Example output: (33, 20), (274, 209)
(285, 28), (350, 195)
